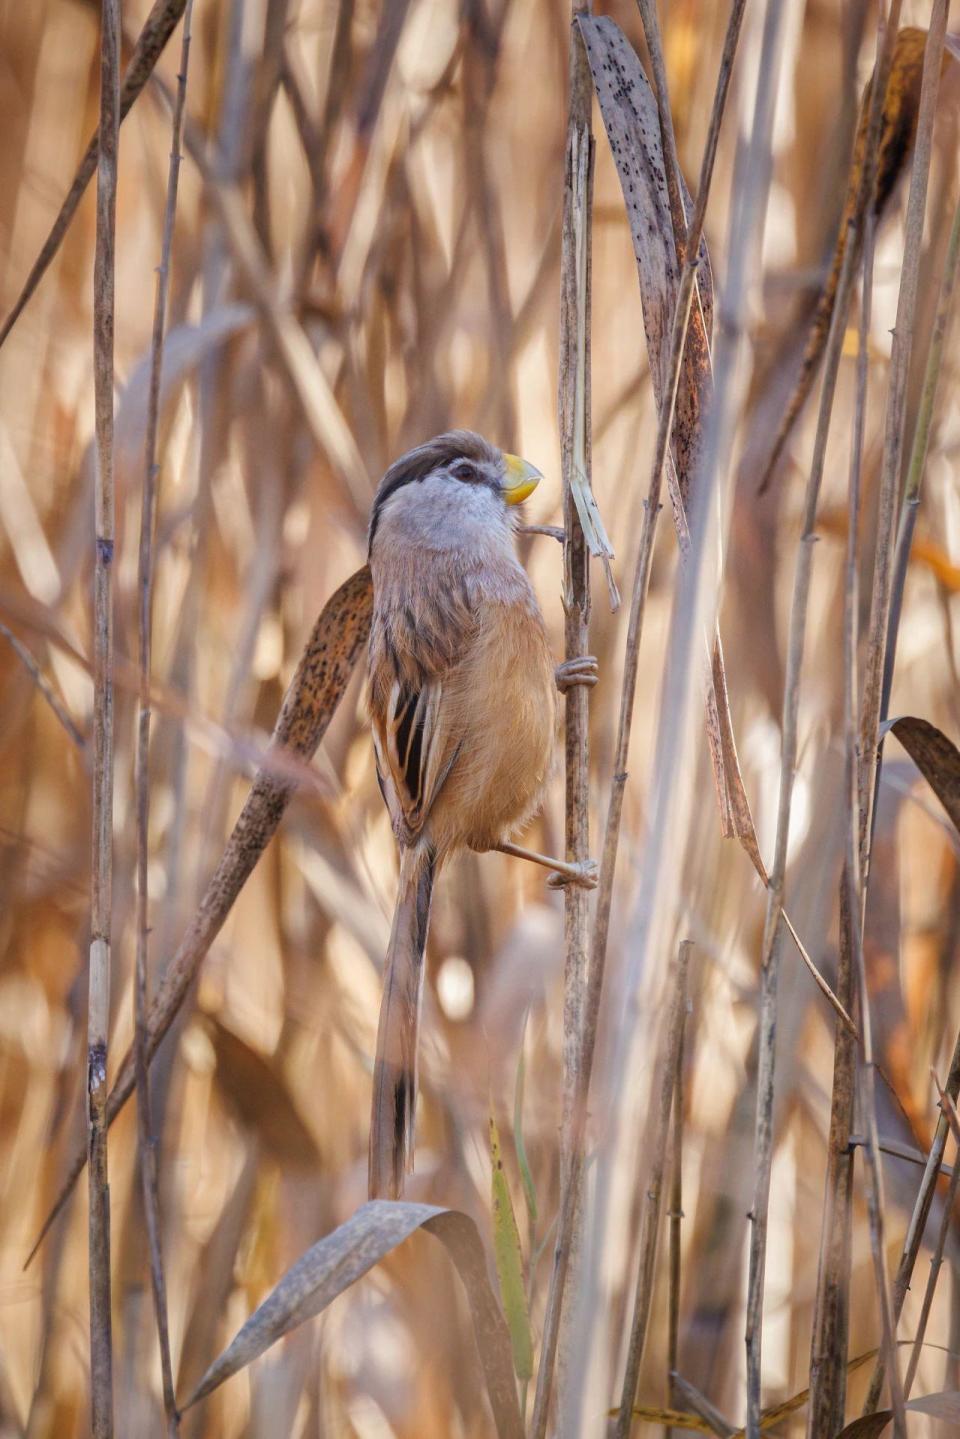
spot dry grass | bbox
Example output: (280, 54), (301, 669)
(2, 1), (960, 1436)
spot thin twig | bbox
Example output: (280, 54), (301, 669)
(25, 569), (373, 1270)
(615, 941), (691, 1438)
(0, 621), (86, 753)
(0, 0), (189, 350)
(864, 1022), (960, 1410)
(89, 2), (120, 1434)
(806, 874), (858, 1437)
(666, 964), (687, 1439)
(669, 1371), (737, 1439)
(858, 6), (947, 874)
(134, 5), (193, 1433)
(854, 12), (948, 1432)
(743, 10), (905, 1433)
(531, 6), (593, 1428)
(144, 65), (369, 510)
(882, 184), (960, 720)
(806, 109), (879, 1437)
(846, 199), (907, 1438)
(530, 8), (746, 1431)
(903, 1076), (960, 1397)
(857, 1134), (955, 1177)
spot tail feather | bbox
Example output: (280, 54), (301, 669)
(369, 845), (436, 1199)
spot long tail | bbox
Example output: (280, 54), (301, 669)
(369, 843), (436, 1199)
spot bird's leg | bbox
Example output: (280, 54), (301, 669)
(555, 655), (599, 692)
(494, 840), (599, 890)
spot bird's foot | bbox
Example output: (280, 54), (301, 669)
(555, 656), (598, 693)
(547, 858), (599, 890)
(493, 841), (599, 890)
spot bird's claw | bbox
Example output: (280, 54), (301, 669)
(547, 859), (600, 890)
(555, 656), (599, 693)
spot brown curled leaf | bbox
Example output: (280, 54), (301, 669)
(836, 1415), (894, 1439)
(886, 714), (960, 835)
(837, 1391), (960, 1436)
(206, 1018), (322, 1170)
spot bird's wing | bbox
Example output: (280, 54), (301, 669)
(374, 676), (462, 842)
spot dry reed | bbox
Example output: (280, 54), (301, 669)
(1, 3), (960, 1437)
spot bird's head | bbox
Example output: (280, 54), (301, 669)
(368, 430), (543, 553)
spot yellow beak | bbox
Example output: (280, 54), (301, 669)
(501, 453), (543, 505)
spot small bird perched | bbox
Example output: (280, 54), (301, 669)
(367, 430), (596, 1199)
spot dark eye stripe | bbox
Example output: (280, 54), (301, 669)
(369, 432), (503, 550)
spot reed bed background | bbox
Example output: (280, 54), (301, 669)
(1, 1), (960, 1435)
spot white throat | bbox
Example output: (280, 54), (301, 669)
(372, 473), (517, 561)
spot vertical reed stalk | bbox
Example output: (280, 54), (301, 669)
(135, 6), (194, 1432)
(531, 8), (592, 1428)
(530, 7), (746, 1431)
(89, 2), (120, 1433)
(858, 6), (947, 868)
(806, 877), (857, 1437)
(864, 1021), (960, 1410)
(614, 941), (691, 1438)
(807, 179), (878, 1436)
(665, 962), (687, 1439)
(854, 12), (948, 1431)
(902, 1079), (960, 1398)
(743, 10), (904, 1433)
(882, 184), (960, 720)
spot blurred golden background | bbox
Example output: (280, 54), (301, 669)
(1, 0), (960, 1435)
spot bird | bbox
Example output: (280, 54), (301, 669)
(366, 429), (597, 1199)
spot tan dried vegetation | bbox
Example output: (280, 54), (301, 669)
(2, 2), (960, 1437)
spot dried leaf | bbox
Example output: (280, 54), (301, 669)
(115, 305), (254, 484)
(577, 13), (713, 509)
(836, 1415), (893, 1439)
(618, 1350), (886, 1436)
(886, 715), (960, 834)
(731, 1346), (881, 1437)
(757, 26), (936, 495)
(207, 1018), (321, 1170)
(180, 1199), (524, 1439)
(622, 1407), (715, 1434)
(710, 633), (765, 874)
(489, 1114), (533, 1383)
(193, 172), (371, 507)
(907, 1390), (960, 1420)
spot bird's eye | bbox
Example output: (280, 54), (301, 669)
(451, 460), (476, 482)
